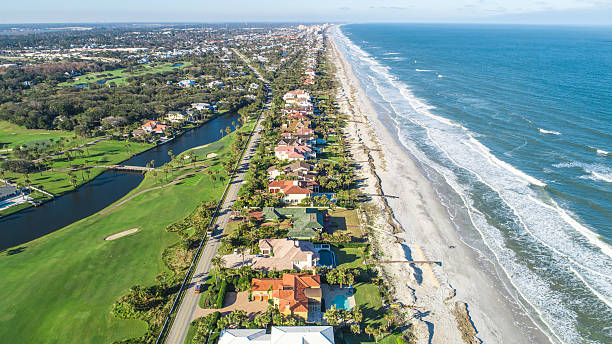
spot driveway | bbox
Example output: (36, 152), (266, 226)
(192, 291), (269, 321)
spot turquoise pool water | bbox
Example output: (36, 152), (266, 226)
(330, 294), (351, 310)
(318, 250), (334, 266)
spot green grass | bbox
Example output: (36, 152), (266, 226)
(0, 121), (76, 149)
(0, 121), (252, 344)
(340, 281), (386, 343)
(3, 140), (152, 197)
(184, 322), (198, 344)
(326, 208), (363, 239)
(58, 62), (192, 87)
(333, 246), (365, 269)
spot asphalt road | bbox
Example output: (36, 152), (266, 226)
(164, 54), (270, 344)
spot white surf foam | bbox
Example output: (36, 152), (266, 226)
(415, 68), (435, 72)
(586, 146), (610, 156)
(588, 171), (612, 183)
(538, 128), (561, 135)
(332, 25), (612, 343)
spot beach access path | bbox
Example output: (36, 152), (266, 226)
(163, 52), (269, 344)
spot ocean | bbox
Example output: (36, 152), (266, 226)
(332, 24), (612, 343)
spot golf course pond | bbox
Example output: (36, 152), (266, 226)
(0, 113), (240, 251)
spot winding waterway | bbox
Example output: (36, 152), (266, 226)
(0, 113), (240, 250)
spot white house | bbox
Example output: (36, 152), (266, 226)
(178, 80), (196, 87)
(191, 103), (211, 111)
(219, 326), (334, 344)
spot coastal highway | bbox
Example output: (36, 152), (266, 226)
(164, 52), (269, 344)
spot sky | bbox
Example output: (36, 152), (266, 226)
(1, 0), (612, 25)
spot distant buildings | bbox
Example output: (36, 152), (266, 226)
(178, 79), (196, 87)
(141, 120), (168, 135)
(165, 111), (193, 123)
(0, 184), (20, 202)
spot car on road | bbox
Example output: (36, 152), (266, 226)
(195, 283), (204, 293)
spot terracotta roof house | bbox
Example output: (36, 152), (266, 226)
(303, 78), (315, 85)
(268, 180), (318, 204)
(141, 120), (168, 135)
(251, 273), (322, 320)
(219, 326), (334, 344)
(274, 145), (315, 161)
(254, 239), (319, 270)
(305, 69), (316, 78)
(283, 89), (310, 101)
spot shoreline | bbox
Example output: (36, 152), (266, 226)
(328, 28), (552, 343)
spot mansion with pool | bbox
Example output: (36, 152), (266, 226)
(251, 273), (322, 320)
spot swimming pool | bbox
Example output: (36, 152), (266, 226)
(330, 294), (351, 310)
(318, 250), (334, 266)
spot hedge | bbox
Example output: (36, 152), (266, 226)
(216, 280), (228, 309)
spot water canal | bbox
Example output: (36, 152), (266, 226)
(0, 113), (240, 250)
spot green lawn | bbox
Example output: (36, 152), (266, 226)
(333, 246), (365, 269)
(2, 140), (152, 197)
(58, 61), (192, 87)
(0, 120), (252, 344)
(0, 121), (76, 149)
(326, 208), (363, 239)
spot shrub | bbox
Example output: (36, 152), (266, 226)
(216, 280), (228, 309)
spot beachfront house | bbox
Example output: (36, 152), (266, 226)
(251, 273), (322, 320)
(274, 145), (315, 161)
(268, 180), (319, 204)
(255, 238), (319, 270)
(262, 207), (324, 239)
(218, 326), (334, 344)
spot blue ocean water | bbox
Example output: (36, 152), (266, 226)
(333, 24), (612, 343)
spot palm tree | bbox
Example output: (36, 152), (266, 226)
(237, 246), (247, 266)
(211, 255), (225, 285)
(364, 325), (376, 341)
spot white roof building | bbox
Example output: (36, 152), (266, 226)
(218, 329), (269, 344)
(218, 326), (334, 344)
(271, 326), (334, 344)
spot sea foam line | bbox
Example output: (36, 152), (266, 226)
(333, 25), (610, 342)
(339, 30), (569, 341)
(538, 128), (561, 135)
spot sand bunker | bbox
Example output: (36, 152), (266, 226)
(104, 228), (139, 241)
(207, 153), (217, 158)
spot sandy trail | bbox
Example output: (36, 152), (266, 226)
(104, 228), (139, 241)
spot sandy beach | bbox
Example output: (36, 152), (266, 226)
(328, 30), (552, 344)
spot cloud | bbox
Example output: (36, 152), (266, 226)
(339, 6), (351, 11)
